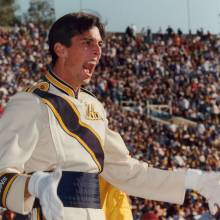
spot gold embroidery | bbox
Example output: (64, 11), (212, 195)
(85, 104), (103, 120)
(38, 82), (50, 92)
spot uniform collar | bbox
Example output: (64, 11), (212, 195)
(45, 66), (78, 97)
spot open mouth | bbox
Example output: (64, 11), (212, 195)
(82, 61), (97, 75)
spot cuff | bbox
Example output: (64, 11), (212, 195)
(6, 174), (35, 214)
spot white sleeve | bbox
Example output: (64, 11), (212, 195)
(101, 125), (186, 204)
(0, 92), (44, 214)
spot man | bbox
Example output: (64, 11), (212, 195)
(0, 12), (220, 220)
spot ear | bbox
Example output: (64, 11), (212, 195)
(53, 42), (67, 59)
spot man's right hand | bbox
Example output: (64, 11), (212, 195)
(185, 169), (220, 215)
(28, 169), (64, 220)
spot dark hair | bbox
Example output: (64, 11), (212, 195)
(48, 12), (105, 65)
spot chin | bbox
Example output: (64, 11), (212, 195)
(82, 78), (91, 85)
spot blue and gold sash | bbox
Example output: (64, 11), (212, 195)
(32, 88), (104, 172)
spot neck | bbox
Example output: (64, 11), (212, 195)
(52, 63), (80, 92)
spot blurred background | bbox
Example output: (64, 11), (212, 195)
(3, 0), (220, 33)
(1, 0), (220, 219)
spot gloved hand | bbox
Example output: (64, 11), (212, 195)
(28, 169), (64, 220)
(185, 169), (220, 215)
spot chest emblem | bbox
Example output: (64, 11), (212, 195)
(85, 104), (103, 120)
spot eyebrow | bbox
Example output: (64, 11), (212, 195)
(80, 37), (103, 43)
(80, 37), (93, 41)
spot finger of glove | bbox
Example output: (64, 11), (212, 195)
(42, 201), (64, 220)
(40, 188), (63, 220)
(52, 169), (62, 183)
(44, 179), (64, 218)
(50, 205), (64, 220)
(42, 206), (52, 220)
(46, 201), (64, 220)
(208, 201), (218, 215)
(49, 177), (64, 211)
(47, 189), (64, 220)
(50, 196), (64, 218)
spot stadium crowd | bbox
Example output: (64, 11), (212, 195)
(0, 22), (220, 220)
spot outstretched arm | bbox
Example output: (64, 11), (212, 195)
(186, 169), (220, 215)
(102, 126), (220, 215)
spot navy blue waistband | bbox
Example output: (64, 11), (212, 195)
(34, 171), (100, 209)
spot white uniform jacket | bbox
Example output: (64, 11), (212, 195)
(0, 70), (186, 219)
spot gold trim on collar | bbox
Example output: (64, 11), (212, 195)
(45, 71), (75, 97)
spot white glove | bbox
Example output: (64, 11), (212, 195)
(185, 169), (220, 215)
(28, 169), (64, 220)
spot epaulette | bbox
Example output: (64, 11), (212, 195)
(24, 81), (50, 93)
(80, 88), (96, 98)
(22, 85), (32, 92)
